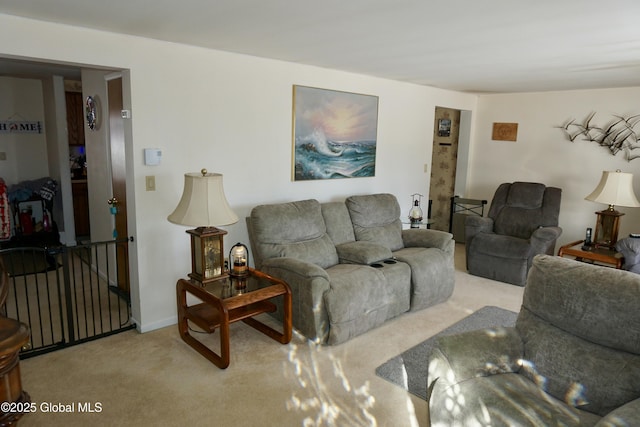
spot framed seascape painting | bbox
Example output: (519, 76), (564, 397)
(292, 85), (379, 181)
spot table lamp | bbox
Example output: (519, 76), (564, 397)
(168, 169), (238, 284)
(585, 169), (640, 249)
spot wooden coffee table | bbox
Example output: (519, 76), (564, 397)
(176, 267), (292, 369)
(557, 240), (623, 269)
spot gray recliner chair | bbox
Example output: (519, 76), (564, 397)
(615, 237), (640, 274)
(428, 254), (640, 426)
(465, 182), (562, 286)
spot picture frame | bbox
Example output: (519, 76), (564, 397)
(492, 122), (518, 141)
(438, 119), (451, 137)
(292, 85), (379, 181)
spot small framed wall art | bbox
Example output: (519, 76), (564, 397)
(492, 122), (518, 141)
(438, 119), (451, 137)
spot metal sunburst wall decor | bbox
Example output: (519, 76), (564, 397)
(558, 112), (640, 161)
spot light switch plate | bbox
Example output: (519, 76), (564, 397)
(145, 176), (156, 191)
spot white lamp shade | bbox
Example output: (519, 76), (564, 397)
(585, 170), (640, 208)
(168, 171), (239, 227)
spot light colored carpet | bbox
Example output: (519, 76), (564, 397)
(18, 243), (524, 426)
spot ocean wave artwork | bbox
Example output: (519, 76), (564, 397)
(293, 86), (379, 181)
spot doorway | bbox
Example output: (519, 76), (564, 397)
(429, 106), (461, 232)
(0, 57), (137, 303)
(0, 57), (138, 332)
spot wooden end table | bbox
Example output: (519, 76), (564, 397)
(557, 240), (623, 269)
(176, 267), (292, 369)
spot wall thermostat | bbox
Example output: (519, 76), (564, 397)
(144, 148), (162, 166)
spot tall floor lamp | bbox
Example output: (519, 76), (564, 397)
(168, 169), (238, 284)
(585, 169), (640, 249)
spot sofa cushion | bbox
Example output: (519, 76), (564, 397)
(394, 246), (454, 310)
(517, 308), (640, 416)
(250, 199), (338, 269)
(517, 255), (640, 416)
(321, 201), (356, 245)
(492, 182), (560, 239)
(323, 264), (390, 344)
(470, 233), (531, 260)
(346, 194), (404, 251)
(524, 255), (640, 355)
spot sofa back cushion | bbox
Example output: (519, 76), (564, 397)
(321, 202), (356, 245)
(517, 255), (640, 416)
(346, 194), (404, 251)
(249, 199), (338, 269)
(490, 182), (561, 239)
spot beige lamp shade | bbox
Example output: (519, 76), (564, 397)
(585, 170), (640, 209)
(168, 169), (239, 227)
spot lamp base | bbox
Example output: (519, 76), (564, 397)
(593, 209), (624, 249)
(186, 226), (229, 285)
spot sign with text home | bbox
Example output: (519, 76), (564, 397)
(0, 121), (43, 134)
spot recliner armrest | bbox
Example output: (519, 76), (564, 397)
(615, 238), (640, 272)
(260, 257), (332, 343)
(401, 229), (453, 252)
(335, 241), (392, 264)
(596, 397), (640, 426)
(428, 327), (523, 390)
(261, 257), (329, 281)
(464, 216), (495, 265)
(465, 215), (494, 239)
(531, 226), (562, 242)
(530, 226), (562, 255)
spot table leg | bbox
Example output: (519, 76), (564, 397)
(242, 288), (292, 344)
(177, 281), (231, 369)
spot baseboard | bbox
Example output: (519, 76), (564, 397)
(137, 315), (177, 333)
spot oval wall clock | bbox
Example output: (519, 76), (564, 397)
(86, 95), (98, 131)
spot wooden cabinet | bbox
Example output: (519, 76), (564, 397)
(0, 317), (30, 426)
(72, 181), (90, 237)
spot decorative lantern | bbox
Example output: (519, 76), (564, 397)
(229, 242), (249, 277)
(408, 193), (424, 228)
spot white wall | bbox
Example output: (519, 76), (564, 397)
(469, 87), (640, 248)
(0, 14), (479, 332)
(0, 76), (49, 185)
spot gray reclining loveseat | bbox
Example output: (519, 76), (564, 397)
(247, 193), (455, 345)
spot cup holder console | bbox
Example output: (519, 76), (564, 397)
(371, 259), (397, 268)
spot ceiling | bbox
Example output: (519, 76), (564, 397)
(1, 0), (640, 93)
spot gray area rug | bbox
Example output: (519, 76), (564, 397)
(375, 305), (517, 400)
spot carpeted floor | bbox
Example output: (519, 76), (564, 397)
(375, 305), (518, 400)
(18, 243), (525, 426)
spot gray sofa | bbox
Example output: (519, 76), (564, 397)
(428, 254), (640, 426)
(247, 193), (455, 345)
